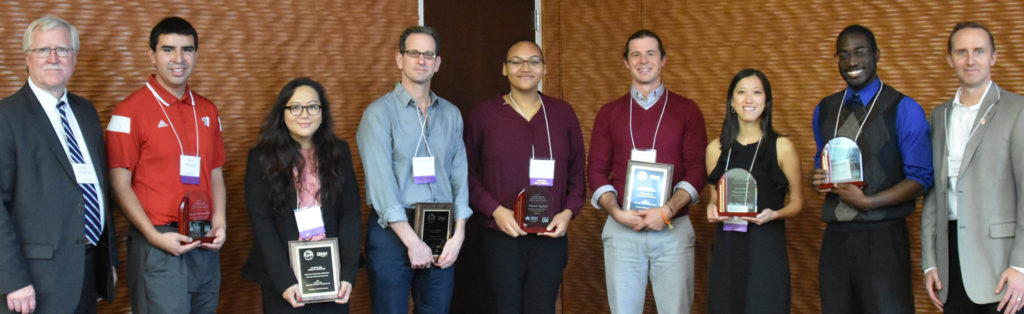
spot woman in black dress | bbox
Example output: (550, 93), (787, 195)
(243, 78), (361, 313)
(705, 69), (804, 314)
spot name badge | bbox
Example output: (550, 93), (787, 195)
(294, 205), (326, 240)
(948, 157), (962, 177)
(529, 158), (556, 186)
(412, 156), (437, 184)
(630, 149), (657, 163)
(180, 155), (201, 185)
(72, 163), (99, 184)
(723, 218), (748, 232)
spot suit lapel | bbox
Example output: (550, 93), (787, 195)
(21, 85), (75, 180)
(958, 82), (1001, 177)
(934, 102), (950, 183)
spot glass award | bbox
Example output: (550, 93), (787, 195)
(622, 161), (674, 210)
(288, 238), (341, 303)
(717, 168), (758, 217)
(514, 185), (554, 233)
(819, 137), (865, 189)
(178, 190), (214, 244)
(409, 202), (454, 258)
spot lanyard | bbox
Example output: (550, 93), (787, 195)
(944, 84), (999, 160)
(832, 83), (883, 142)
(724, 136), (762, 173)
(508, 92), (553, 159)
(412, 105), (434, 158)
(147, 82), (199, 156)
(629, 90), (668, 151)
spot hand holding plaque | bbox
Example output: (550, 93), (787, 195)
(717, 169), (758, 217)
(514, 186), (555, 233)
(819, 137), (865, 190)
(288, 238), (342, 303)
(622, 161), (674, 211)
(178, 190), (214, 244)
(408, 202), (454, 258)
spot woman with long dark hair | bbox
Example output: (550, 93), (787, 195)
(243, 77), (361, 313)
(705, 69), (803, 313)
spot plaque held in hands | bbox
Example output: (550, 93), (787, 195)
(288, 238), (341, 303)
(514, 185), (554, 233)
(717, 168), (758, 217)
(622, 161), (674, 210)
(819, 137), (865, 190)
(178, 190), (214, 244)
(408, 202), (454, 258)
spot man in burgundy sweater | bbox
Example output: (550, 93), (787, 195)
(587, 29), (707, 314)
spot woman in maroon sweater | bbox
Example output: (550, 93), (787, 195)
(464, 40), (586, 314)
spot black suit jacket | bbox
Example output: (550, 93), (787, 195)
(242, 139), (362, 293)
(0, 84), (117, 313)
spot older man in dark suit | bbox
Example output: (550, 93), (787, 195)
(0, 16), (116, 314)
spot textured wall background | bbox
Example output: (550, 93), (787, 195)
(542, 0), (1024, 313)
(3, 1), (1024, 313)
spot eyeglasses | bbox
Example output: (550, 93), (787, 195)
(402, 50), (438, 60)
(506, 57), (544, 68)
(28, 47), (74, 58)
(285, 104), (322, 116)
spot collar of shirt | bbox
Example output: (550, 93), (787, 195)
(844, 77), (882, 106)
(147, 74), (194, 107)
(27, 77), (69, 110)
(951, 79), (993, 112)
(630, 83), (664, 110)
(392, 82), (439, 109)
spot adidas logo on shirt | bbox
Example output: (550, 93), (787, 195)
(157, 120), (169, 128)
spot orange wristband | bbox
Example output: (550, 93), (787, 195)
(660, 208), (674, 230)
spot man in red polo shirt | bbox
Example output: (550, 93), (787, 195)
(106, 17), (226, 314)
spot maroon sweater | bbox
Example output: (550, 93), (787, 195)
(465, 94), (587, 229)
(587, 91), (707, 217)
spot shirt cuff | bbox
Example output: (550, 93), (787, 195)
(376, 205), (409, 229)
(923, 267), (936, 276)
(1013, 266), (1024, 275)
(591, 185), (618, 209)
(674, 181), (700, 205)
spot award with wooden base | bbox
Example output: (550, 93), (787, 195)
(514, 185), (554, 233)
(819, 137), (865, 189)
(178, 190), (214, 244)
(622, 161), (674, 210)
(288, 238), (341, 303)
(408, 202), (454, 258)
(718, 168), (758, 217)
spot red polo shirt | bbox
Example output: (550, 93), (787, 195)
(106, 75), (225, 226)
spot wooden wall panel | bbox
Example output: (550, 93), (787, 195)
(544, 0), (1024, 313)
(0, 1), (415, 313)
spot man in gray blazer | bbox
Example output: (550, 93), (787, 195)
(923, 21), (1024, 314)
(0, 16), (116, 314)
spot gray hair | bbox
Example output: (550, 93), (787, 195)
(22, 16), (80, 53)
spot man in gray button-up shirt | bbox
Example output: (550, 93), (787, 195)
(356, 25), (470, 314)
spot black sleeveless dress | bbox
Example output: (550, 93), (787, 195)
(706, 134), (791, 314)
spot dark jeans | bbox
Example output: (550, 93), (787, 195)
(366, 212), (454, 314)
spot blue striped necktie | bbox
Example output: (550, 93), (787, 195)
(57, 101), (101, 245)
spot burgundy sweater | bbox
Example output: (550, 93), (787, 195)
(587, 91), (707, 217)
(465, 94), (587, 230)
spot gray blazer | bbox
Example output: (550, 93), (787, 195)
(922, 82), (1024, 304)
(0, 84), (117, 313)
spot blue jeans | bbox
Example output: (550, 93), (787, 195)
(366, 212), (454, 314)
